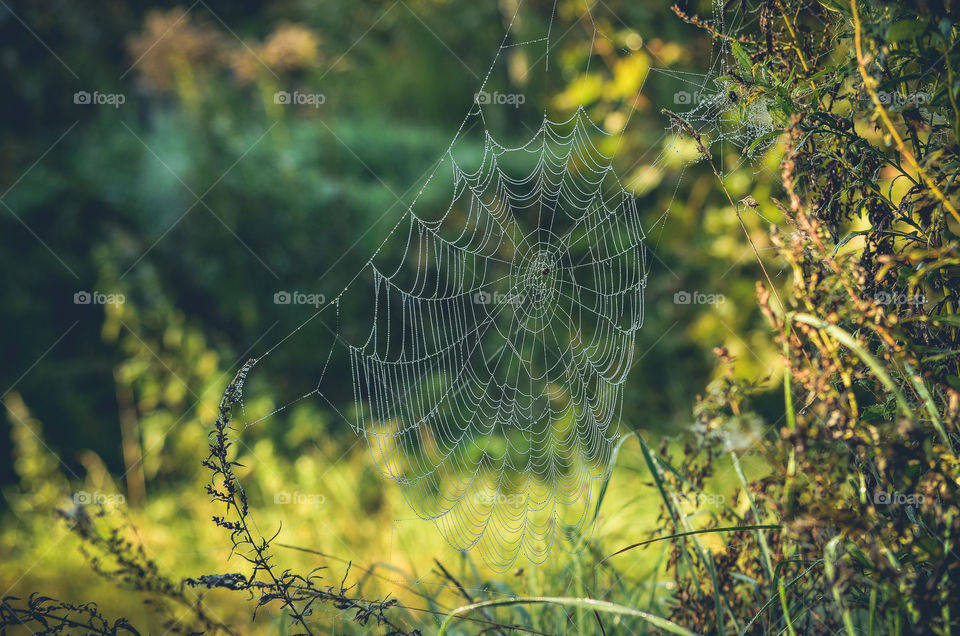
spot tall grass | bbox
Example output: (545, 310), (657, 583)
(3, 0), (959, 633)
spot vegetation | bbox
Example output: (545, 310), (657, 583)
(2, 0), (959, 633)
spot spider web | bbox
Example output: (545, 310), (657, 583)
(233, 0), (772, 570)
(636, 0), (790, 252)
(345, 108), (646, 569)
(652, 0), (782, 172)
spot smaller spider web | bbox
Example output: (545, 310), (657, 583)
(635, 0), (806, 253)
(647, 0), (799, 172)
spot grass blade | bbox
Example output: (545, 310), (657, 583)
(436, 596), (696, 636)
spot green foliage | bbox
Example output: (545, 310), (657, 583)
(658, 1), (960, 633)
(3, 0), (960, 634)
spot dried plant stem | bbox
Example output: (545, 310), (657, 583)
(851, 0), (960, 226)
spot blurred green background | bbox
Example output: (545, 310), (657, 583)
(0, 0), (785, 632)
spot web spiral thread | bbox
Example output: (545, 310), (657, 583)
(349, 108), (647, 569)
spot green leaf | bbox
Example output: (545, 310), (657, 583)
(731, 41), (753, 74)
(887, 20), (927, 42)
(931, 314), (960, 328)
(601, 524), (781, 563)
(745, 128), (784, 156)
(818, 0), (847, 13)
(861, 404), (889, 422)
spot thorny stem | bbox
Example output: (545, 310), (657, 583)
(207, 359), (316, 635)
(670, 4), (756, 46)
(0, 596), (140, 635)
(202, 361), (408, 634)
